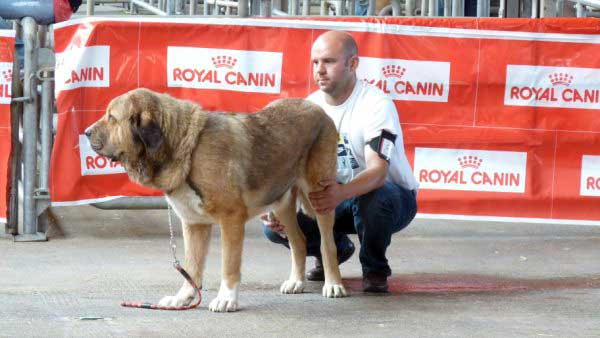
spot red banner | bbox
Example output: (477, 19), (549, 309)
(51, 17), (600, 224)
(0, 31), (15, 224)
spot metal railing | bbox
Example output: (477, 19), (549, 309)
(8, 17), (54, 241)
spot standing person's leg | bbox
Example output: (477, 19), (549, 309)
(351, 181), (417, 292)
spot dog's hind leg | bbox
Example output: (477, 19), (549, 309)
(275, 187), (308, 294)
(159, 223), (212, 307)
(208, 213), (246, 312)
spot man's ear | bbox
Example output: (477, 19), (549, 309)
(132, 110), (163, 154)
(349, 54), (359, 72)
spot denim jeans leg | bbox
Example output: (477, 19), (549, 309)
(352, 182), (417, 277)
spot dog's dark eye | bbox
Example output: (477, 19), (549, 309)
(108, 114), (116, 123)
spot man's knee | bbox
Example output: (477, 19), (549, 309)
(354, 182), (414, 233)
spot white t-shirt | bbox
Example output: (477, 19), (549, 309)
(307, 80), (419, 191)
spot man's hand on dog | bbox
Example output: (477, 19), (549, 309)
(261, 213), (287, 238)
(262, 180), (342, 235)
(309, 179), (345, 214)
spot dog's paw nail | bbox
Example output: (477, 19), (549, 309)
(208, 297), (238, 312)
(322, 284), (347, 298)
(280, 280), (306, 294)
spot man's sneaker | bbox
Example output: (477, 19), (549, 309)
(306, 241), (355, 282)
(362, 273), (389, 293)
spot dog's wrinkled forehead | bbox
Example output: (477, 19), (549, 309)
(106, 89), (159, 121)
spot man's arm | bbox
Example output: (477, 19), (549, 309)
(308, 148), (388, 214)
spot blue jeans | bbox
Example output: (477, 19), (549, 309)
(263, 181), (417, 277)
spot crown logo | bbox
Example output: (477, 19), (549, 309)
(548, 72), (573, 87)
(381, 65), (406, 79)
(458, 155), (483, 169)
(2, 69), (12, 82)
(211, 55), (237, 69)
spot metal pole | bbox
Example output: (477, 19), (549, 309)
(289, 0), (298, 15)
(87, 0), (95, 15)
(238, 0), (249, 16)
(391, 0), (402, 15)
(347, 0), (355, 15)
(575, 1), (584, 16)
(477, 0), (484, 16)
(429, 0), (436, 15)
(7, 21), (22, 235)
(556, 0), (564, 15)
(38, 72), (52, 195)
(261, 0), (272, 16)
(16, 17), (46, 242)
(203, 0), (210, 14)
(367, 0), (376, 14)
(532, 0), (538, 17)
(452, 0), (459, 15)
(499, 0), (506, 16)
(421, 0), (428, 15)
(166, 0), (175, 14)
(303, 0), (310, 15)
(406, 0), (415, 15)
(190, 0), (197, 14)
(444, 0), (451, 15)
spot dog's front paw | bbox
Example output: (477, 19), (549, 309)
(158, 294), (193, 307)
(158, 283), (196, 307)
(322, 283), (347, 298)
(280, 279), (306, 294)
(208, 296), (238, 312)
(208, 281), (239, 312)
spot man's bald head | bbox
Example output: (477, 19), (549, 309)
(312, 31), (358, 63)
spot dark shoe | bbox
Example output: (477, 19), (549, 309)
(362, 273), (389, 293)
(306, 241), (355, 281)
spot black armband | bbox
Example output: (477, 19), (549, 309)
(367, 130), (397, 163)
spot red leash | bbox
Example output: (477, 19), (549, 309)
(121, 205), (201, 310)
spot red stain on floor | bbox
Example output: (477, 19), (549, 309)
(343, 274), (600, 294)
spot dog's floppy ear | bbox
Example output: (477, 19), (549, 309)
(132, 110), (163, 154)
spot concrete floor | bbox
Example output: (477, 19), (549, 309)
(2, 205), (600, 337)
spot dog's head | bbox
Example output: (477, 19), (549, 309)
(85, 88), (164, 164)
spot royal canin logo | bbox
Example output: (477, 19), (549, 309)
(211, 56), (237, 68)
(505, 65), (600, 109)
(356, 57), (450, 103)
(168, 47), (282, 94)
(548, 72), (573, 86)
(55, 46), (110, 93)
(0, 62), (12, 103)
(458, 156), (483, 169)
(381, 65), (406, 79)
(414, 148), (527, 193)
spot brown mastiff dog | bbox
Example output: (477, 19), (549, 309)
(86, 88), (347, 312)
